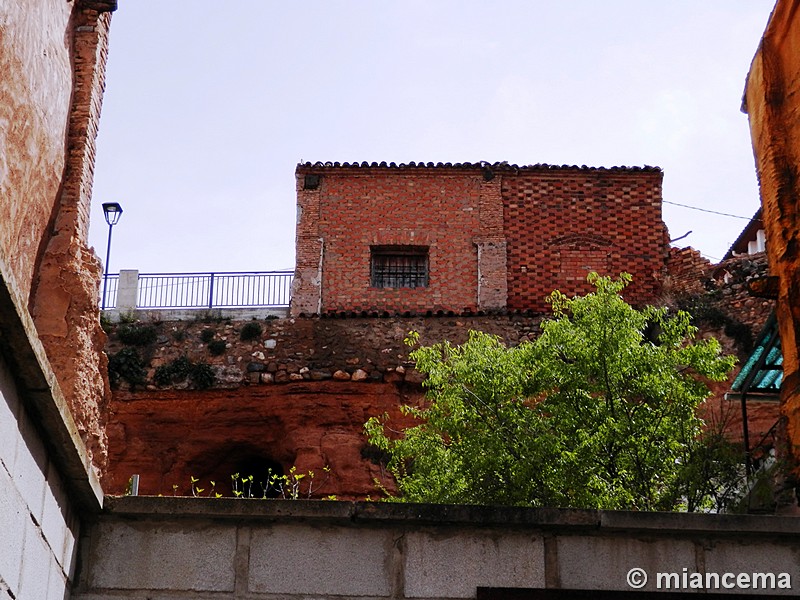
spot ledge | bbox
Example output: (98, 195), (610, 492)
(0, 262), (103, 512)
(102, 496), (800, 537)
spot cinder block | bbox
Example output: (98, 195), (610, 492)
(89, 521), (237, 592)
(0, 362), (21, 473)
(14, 406), (48, 524)
(46, 557), (68, 600)
(704, 540), (799, 592)
(249, 523), (392, 596)
(41, 461), (77, 572)
(556, 535), (696, 591)
(404, 529), (544, 598)
(0, 467), (26, 594)
(19, 519), (52, 600)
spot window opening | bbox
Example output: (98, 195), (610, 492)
(371, 246), (429, 288)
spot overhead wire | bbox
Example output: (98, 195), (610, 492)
(663, 200), (760, 221)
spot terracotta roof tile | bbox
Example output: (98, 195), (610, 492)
(296, 161), (661, 173)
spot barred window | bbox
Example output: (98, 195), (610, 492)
(370, 246), (429, 288)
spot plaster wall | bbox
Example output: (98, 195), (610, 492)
(0, 0), (74, 298)
(0, 0), (115, 472)
(73, 499), (800, 599)
(744, 0), (800, 477)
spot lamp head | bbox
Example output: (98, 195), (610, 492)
(102, 202), (123, 226)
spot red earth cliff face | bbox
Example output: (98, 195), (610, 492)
(745, 0), (800, 479)
(106, 382), (422, 499)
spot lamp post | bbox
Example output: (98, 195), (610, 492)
(101, 202), (123, 310)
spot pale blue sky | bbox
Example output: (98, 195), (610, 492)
(89, 1), (776, 275)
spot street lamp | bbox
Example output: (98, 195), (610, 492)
(101, 202), (123, 310)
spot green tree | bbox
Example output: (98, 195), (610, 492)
(365, 273), (739, 511)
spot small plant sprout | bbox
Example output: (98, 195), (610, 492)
(169, 466), (332, 500)
(231, 473), (243, 497)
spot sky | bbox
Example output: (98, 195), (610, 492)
(88, 1), (777, 276)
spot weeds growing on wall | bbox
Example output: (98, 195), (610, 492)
(154, 467), (336, 500)
(154, 355), (216, 389)
(117, 323), (158, 346)
(108, 347), (147, 388)
(240, 321), (263, 341)
(207, 339), (227, 356)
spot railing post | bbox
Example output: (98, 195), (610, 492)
(117, 270), (139, 312)
(208, 273), (215, 309)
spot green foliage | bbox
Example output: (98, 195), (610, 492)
(154, 355), (215, 389)
(366, 273), (739, 511)
(240, 321), (263, 341)
(191, 362), (216, 389)
(200, 329), (215, 343)
(117, 323), (158, 346)
(108, 347), (146, 388)
(207, 339), (227, 356)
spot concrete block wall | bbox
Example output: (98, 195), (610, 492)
(0, 356), (80, 600)
(0, 252), (103, 600)
(74, 499), (800, 599)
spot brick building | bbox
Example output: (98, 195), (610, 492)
(291, 161), (668, 316)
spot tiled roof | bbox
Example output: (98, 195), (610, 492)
(723, 208), (764, 261)
(732, 311), (782, 394)
(296, 161), (661, 173)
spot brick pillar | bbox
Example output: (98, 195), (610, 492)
(475, 173), (507, 310)
(290, 172), (324, 316)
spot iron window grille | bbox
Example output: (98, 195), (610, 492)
(370, 246), (429, 288)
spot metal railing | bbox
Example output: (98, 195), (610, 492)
(102, 274), (119, 309)
(102, 271), (294, 309)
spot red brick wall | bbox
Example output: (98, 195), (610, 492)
(296, 166), (486, 314)
(293, 163), (667, 315)
(503, 167), (666, 310)
(666, 246), (713, 297)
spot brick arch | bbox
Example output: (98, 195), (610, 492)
(545, 233), (617, 249)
